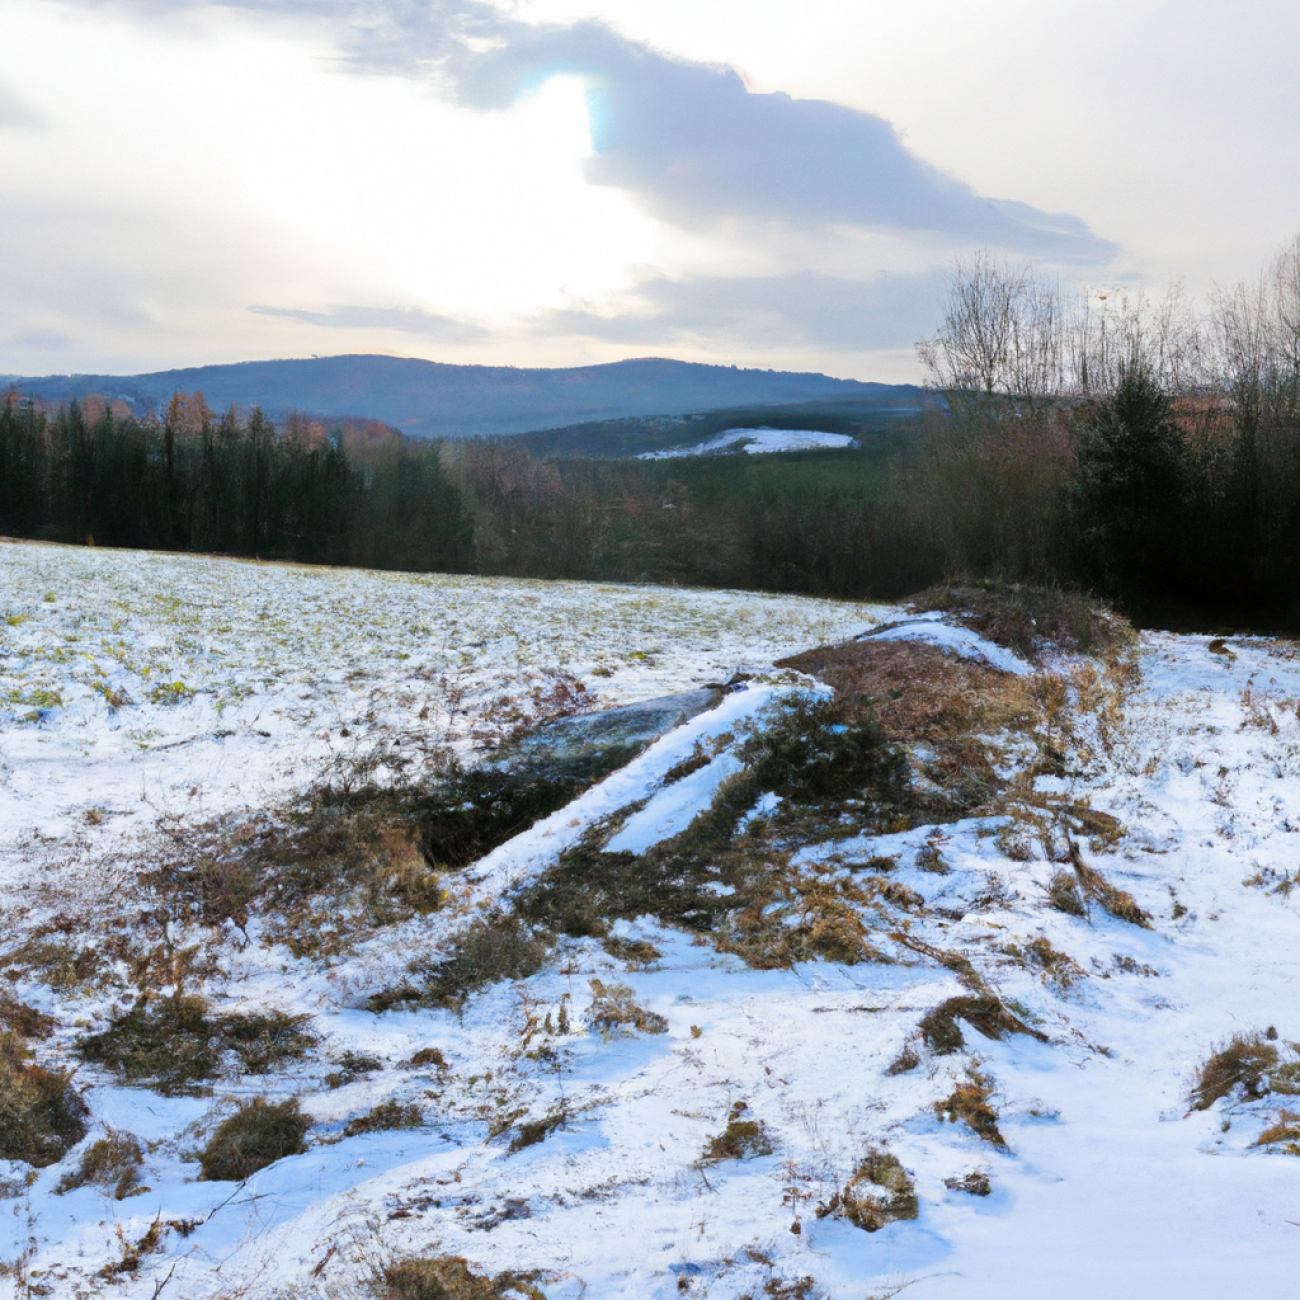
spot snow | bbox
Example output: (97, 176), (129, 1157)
(4, 542), (1300, 1299)
(863, 614), (1036, 675)
(638, 427), (857, 458)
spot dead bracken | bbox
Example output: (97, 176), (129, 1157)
(55, 1130), (147, 1199)
(703, 1102), (774, 1162)
(919, 995), (1048, 1055)
(936, 1071), (1007, 1147)
(380, 1255), (545, 1300)
(1191, 1032), (1300, 1110)
(816, 1148), (918, 1232)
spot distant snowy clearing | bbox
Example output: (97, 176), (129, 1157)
(638, 427), (857, 458)
(2, 541), (1299, 1300)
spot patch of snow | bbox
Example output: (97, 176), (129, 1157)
(639, 427), (857, 458)
(863, 616), (1035, 675)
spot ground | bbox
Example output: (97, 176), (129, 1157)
(1, 540), (1298, 1299)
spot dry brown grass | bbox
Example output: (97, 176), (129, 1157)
(198, 1097), (310, 1182)
(1191, 1032), (1300, 1110)
(55, 1129), (146, 1198)
(1004, 937), (1084, 990)
(586, 979), (668, 1036)
(919, 995), (1048, 1055)
(816, 1148), (918, 1232)
(380, 1256), (545, 1300)
(0, 1029), (87, 1167)
(76, 993), (315, 1095)
(936, 1071), (1006, 1146)
(907, 581), (1135, 663)
(344, 1100), (424, 1137)
(703, 1102), (774, 1162)
(1066, 842), (1151, 927)
(1254, 1110), (1300, 1154)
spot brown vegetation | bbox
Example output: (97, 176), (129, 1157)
(935, 1072), (1007, 1146)
(703, 1103), (774, 1162)
(0, 1029), (87, 1167)
(198, 1097), (310, 1182)
(919, 995), (1048, 1055)
(816, 1149), (918, 1232)
(380, 1256), (545, 1300)
(55, 1130), (146, 1198)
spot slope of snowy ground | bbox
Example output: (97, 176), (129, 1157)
(638, 428), (857, 459)
(2, 542), (1299, 1300)
(0, 541), (882, 889)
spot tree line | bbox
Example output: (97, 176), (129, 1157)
(5, 234), (1300, 630)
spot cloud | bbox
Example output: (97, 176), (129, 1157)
(535, 269), (949, 352)
(248, 302), (490, 342)
(0, 82), (43, 130)
(96, 1), (1115, 260)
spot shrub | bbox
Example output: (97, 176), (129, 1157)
(936, 1072), (1006, 1146)
(55, 1129), (146, 1198)
(198, 1098), (310, 1182)
(77, 995), (314, 1095)
(0, 1030), (87, 1167)
(703, 1103), (773, 1162)
(816, 1148), (918, 1232)
(344, 1100), (424, 1137)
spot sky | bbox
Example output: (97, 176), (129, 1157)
(2, 0), (1299, 382)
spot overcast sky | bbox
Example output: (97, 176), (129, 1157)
(3, 0), (1298, 380)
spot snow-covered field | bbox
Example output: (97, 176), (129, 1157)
(2, 540), (1299, 1299)
(638, 428), (857, 458)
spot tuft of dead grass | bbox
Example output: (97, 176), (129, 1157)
(371, 912), (551, 1013)
(76, 994), (315, 1095)
(1254, 1110), (1300, 1155)
(1046, 870), (1087, 916)
(815, 1148), (918, 1232)
(1065, 842), (1151, 927)
(587, 979), (668, 1036)
(919, 995), (1048, 1055)
(935, 1070), (1007, 1146)
(1004, 937), (1084, 991)
(0, 993), (54, 1039)
(944, 1170), (992, 1195)
(600, 935), (662, 969)
(55, 1129), (146, 1199)
(703, 1102), (774, 1162)
(380, 1255), (545, 1300)
(344, 1100), (424, 1137)
(0, 1029), (87, 1167)
(198, 1097), (310, 1182)
(1190, 1032), (1300, 1110)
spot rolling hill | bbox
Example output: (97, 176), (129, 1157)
(3, 354), (916, 440)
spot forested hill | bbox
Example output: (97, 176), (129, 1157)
(4, 355), (910, 439)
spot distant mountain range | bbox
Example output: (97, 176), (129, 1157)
(2, 354), (919, 440)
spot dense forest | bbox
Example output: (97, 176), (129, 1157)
(5, 235), (1300, 630)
